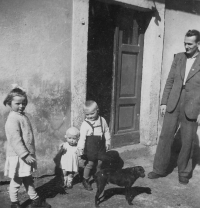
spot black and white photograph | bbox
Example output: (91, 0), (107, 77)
(0, 0), (200, 207)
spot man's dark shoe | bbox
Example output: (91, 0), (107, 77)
(179, 176), (189, 185)
(11, 202), (21, 208)
(82, 178), (93, 191)
(148, 171), (166, 179)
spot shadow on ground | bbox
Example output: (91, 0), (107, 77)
(20, 150), (125, 207)
(21, 167), (67, 208)
(2, 140), (200, 208)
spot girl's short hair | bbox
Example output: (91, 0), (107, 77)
(3, 88), (28, 106)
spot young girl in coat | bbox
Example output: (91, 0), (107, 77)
(77, 100), (111, 191)
(4, 85), (51, 208)
(60, 127), (80, 189)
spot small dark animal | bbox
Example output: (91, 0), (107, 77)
(94, 166), (145, 207)
(101, 150), (124, 170)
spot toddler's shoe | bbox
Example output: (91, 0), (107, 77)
(11, 201), (21, 208)
(82, 178), (93, 191)
(179, 176), (189, 185)
(63, 181), (67, 189)
(29, 197), (51, 208)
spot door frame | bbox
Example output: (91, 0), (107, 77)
(71, 0), (165, 146)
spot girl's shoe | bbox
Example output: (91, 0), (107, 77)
(11, 202), (21, 208)
(67, 181), (73, 189)
(30, 197), (51, 208)
(82, 178), (93, 191)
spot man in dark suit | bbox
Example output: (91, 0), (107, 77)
(148, 30), (200, 184)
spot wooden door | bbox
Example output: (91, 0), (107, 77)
(111, 8), (146, 147)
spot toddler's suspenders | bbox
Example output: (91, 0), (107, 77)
(85, 120), (94, 131)
(84, 117), (106, 161)
(84, 117), (104, 136)
(100, 117), (103, 134)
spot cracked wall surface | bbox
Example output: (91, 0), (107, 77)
(0, 0), (73, 179)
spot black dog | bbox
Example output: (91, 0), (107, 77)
(101, 150), (124, 170)
(94, 166), (145, 207)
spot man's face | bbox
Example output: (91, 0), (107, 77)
(184, 35), (200, 57)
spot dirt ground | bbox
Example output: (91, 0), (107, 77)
(1, 144), (200, 208)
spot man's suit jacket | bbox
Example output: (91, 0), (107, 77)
(161, 52), (200, 119)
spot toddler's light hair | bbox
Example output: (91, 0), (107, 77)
(65, 127), (80, 139)
(83, 100), (98, 114)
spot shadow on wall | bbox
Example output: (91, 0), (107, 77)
(152, 6), (161, 26)
(29, 87), (71, 176)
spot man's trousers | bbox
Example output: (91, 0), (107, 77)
(153, 88), (198, 177)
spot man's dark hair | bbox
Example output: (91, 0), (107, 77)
(185, 30), (200, 42)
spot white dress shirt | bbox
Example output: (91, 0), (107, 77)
(183, 54), (198, 85)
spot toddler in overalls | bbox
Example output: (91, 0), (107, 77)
(77, 100), (111, 191)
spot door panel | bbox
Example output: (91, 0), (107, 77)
(111, 8), (146, 147)
(118, 105), (135, 130)
(120, 53), (137, 96)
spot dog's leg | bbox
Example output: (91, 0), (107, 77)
(125, 186), (133, 205)
(95, 179), (106, 207)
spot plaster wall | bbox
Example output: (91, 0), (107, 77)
(140, 1), (165, 145)
(159, 1), (200, 139)
(0, 0), (73, 179)
(71, 0), (89, 128)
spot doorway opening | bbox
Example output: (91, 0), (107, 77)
(86, 0), (117, 124)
